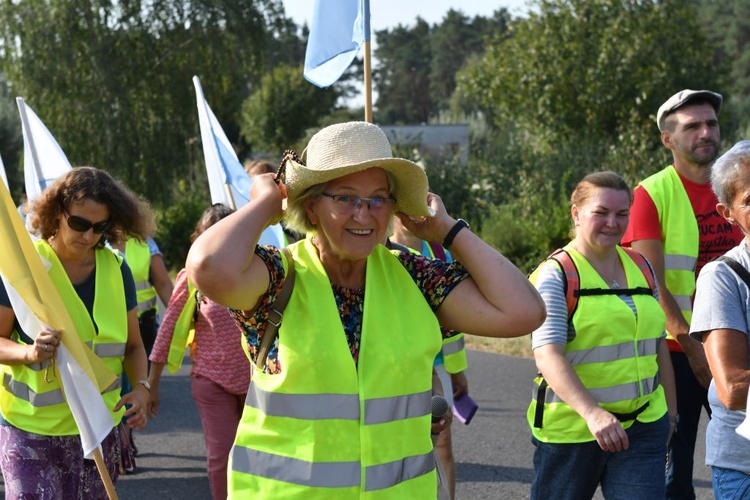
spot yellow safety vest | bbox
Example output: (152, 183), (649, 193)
(125, 238), (157, 317)
(229, 239), (442, 498)
(413, 241), (468, 374)
(639, 165), (699, 334)
(528, 245), (668, 443)
(0, 240), (127, 435)
(166, 269), (197, 373)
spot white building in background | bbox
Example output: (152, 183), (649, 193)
(380, 124), (470, 165)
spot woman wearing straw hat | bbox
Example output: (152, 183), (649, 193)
(187, 121), (546, 498)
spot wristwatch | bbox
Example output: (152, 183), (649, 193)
(442, 219), (470, 249)
(137, 379), (152, 392)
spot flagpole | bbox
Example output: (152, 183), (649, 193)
(223, 183), (236, 210)
(93, 449), (118, 500)
(16, 98), (46, 192)
(363, 0), (372, 123)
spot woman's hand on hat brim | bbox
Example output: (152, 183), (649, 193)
(250, 172), (286, 223)
(395, 192), (454, 244)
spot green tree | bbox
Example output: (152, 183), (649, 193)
(0, 86), (23, 201)
(0, 0), (282, 206)
(374, 18), (433, 124)
(457, 0), (724, 156)
(239, 64), (339, 156)
(429, 9), (511, 114)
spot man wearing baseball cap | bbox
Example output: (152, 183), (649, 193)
(622, 90), (743, 499)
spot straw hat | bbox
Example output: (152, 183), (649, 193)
(283, 122), (433, 217)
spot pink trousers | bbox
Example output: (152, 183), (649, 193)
(191, 375), (246, 500)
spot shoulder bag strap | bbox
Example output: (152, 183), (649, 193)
(256, 247), (296, 369)
(716, 255), (750, 289)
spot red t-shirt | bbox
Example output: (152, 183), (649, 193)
(622, 170), (743, 350)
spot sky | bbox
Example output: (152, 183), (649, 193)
(280, 1), (532, 107)
(280, 1), (532, 31)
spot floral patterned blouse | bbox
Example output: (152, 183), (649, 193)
(230, 244), (470, 374)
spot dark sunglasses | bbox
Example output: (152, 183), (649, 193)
(62, 208), (111, 234)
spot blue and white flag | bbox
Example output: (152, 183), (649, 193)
(304, 0), (370, 88)
(16, 98), (72, 202)
(192, 76), (286, 247)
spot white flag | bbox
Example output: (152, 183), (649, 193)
(0, 154), (8, 189)
(16, 98), (72, 202)
(192, 76), (286, 247)
(736, 386), (750, 442)
(0, 273), (113, 459)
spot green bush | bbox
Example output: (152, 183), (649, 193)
(155, 187), (207, 272)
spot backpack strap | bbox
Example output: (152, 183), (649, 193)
(621, 247), (657, 293)
(546, 247), (656, 323)
(546, 249), (580, 323)
(716, 255), (750, 289)
(256, 247), (296, 370)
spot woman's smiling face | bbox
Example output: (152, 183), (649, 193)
(572, 187), (631, 253)
(305, 168), (394, 262)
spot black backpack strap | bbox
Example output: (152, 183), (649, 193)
(533, 377), (548, 429)
(576, 287), (653, 298)
(716, 256), (750, 289)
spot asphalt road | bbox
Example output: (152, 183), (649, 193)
(0, 349), (713, 499)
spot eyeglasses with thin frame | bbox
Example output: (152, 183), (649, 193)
(321, 192), (396, 213)
(62, 208), (111, 234)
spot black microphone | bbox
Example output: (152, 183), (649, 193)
(431, 395), (450, 423)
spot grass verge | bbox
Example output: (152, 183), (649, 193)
(464, 335), (533, 358)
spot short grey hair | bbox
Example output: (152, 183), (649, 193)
(711, 140), (750, 206)
(283, 169), (398, 236)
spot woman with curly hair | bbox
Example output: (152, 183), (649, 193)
(0, 166), (152, 498)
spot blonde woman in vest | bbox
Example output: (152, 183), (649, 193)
(0, 167), (151, 498)
(148, 203), (249, 500)
(187, 121), (546, 498)
(528, 171), (677, 499)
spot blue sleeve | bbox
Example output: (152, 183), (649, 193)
(146, 237), (161, 257)
(121, 260), (138, 311)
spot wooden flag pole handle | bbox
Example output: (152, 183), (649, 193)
(93, 446), (119, 500)
(363, 40), (373, 123)
(223, 183), (236, 210)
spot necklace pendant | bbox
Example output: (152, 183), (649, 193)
(611, 279), (620, 289)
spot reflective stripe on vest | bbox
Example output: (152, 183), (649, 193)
(442, 333), (467, 374)
(246, 382), (430, 424)
(534, 373), (661, 405)
(136, 296), (157, 313)
(229, 240), (441, 497)
(442, 335), (464, 357)
(134, 280), (152, 291)
(95, 343), (127, 358)
(566, 338), (659, 365)
(528, 245), (668, 443)
(639, 165), (699, 331)
(3, 372), (64, 407)
(0, 242), (128, 435)
(232, 446), (434, 492)
(126, 239), (157, 316)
